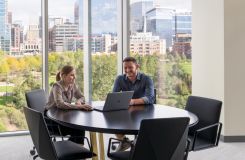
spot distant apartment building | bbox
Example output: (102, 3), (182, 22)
(49, 17), (63, 28)
(63, 34), (117, 53)
(130, 0), (153, 33)
(51, 22), (79, 52)
(11, 24), (23, 54)
(0, 0), (11, 52)
(21, 24), (41, 53)
(130, 32), (166, 55)
(60, 32), (165, 55)
(173, 33), (191, 58)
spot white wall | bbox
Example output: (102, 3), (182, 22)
(224, 0), (245, 136)
(192, 0), (245, 137)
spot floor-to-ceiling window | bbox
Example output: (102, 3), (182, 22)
(0, 0), (41, 132)
(0, 0), (192, 133)
(91, 0), (118, 101)
(48, 0), (84, 92)
(129, 0), (192, 108)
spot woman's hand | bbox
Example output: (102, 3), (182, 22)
(75, 100), (85, 106)
(77, 104), (93, 111)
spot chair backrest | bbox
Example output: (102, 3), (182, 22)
(25, 89), (47, 113)
(185, 96), (222, 141)
(24, 107), (57, 160)
(131, 117), (190, 160)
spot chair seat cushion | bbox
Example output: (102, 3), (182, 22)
(108, 151), (131, 160)
(54, 141), (94, 160)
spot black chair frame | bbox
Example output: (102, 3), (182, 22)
(24, 107), (95, 160)
(191, 122), (222, 151)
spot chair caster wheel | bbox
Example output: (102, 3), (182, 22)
(111, 144), (117, 150)
(30, 150), (36, 156)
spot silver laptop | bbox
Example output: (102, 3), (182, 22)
(93, 91), (134, 112)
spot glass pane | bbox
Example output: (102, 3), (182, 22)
(0, 0), (42, 132)
(48, 0), (84, 92)
(130, 0), (192, 108)
(91, 0), (118, 101)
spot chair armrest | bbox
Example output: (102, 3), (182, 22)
(192, 122), (222, 150)
(195, 122), (222, 132)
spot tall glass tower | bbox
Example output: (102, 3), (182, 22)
(130, 0), (153, 33)
(0, 0), (10, 52)
(146, 7), (174, 48)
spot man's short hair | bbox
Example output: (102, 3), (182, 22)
(123, 57), (137, 64)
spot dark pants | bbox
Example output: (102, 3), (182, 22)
(44, 111), (85, 144)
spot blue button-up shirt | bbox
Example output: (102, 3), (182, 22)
(113, 72), (154, 104)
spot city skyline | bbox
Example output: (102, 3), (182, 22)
(8, 0), (191, 32)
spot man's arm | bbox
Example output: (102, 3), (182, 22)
(112, 76), (121, 92)
(131, 76), (154, 105)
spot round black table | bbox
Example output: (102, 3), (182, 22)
(47, 104), (198, 135)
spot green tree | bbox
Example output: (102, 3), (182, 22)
(92, 54), (117, 100)
(12, 74), (40, 109)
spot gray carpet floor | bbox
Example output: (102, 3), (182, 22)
(0, 134), (245, 160)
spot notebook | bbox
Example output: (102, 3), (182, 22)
(92, 91), (134, 112)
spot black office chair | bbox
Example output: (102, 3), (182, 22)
(110, 88), (157, 151)
(185, 96), (222, 151)
(24, 106), (95, 160)
(25, 89), (63, 156)
(107, 117), (190, 160)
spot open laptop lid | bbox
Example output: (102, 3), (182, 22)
(93, 91), (134, 112)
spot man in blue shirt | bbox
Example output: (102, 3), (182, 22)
(113, 56), (155, 151)
(113, 57), (155, 105)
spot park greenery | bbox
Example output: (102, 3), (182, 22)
(0, 50), (191, 132)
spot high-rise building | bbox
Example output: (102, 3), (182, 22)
(49, 17), (63, 28)
(21, 24), (41, 54)
(11, 23), (23, 55)
(173, 11), (192, 37)
(172, 11), (192, 57)
(130, 0), (153, 33)
(51, 22), (79, 52)
(7, 11), (12, 24)
(0, 0), (11, 52)
(146, 7), (174, 49)
(74, 0), (79, 24)
(39, 16), (42, 38)
(75, 0), (83, 35)
(26, 24), (40, 43)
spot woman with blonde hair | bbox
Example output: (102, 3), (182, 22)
(46, 65), (92, 144)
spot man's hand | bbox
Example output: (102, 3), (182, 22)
(130, 98), (145, 105)
(130, 99), (135, 105)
